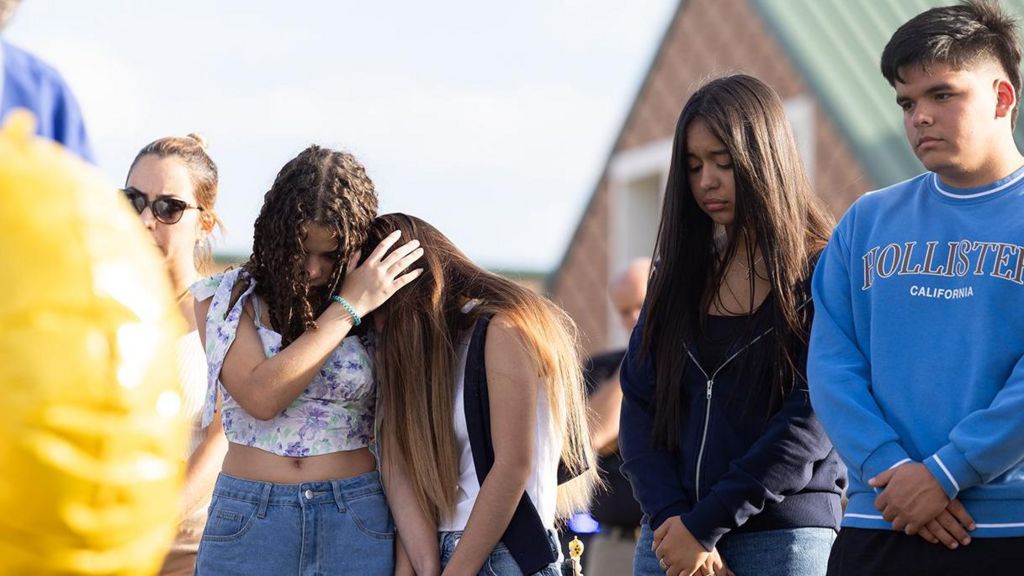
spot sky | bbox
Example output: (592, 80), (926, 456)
(6, 0), (677, 271)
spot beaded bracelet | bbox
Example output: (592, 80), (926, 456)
(330, 295), (362, 326)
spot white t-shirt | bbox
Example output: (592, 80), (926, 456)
(438, 328), (562, 532)
(177, 330), (209, 458)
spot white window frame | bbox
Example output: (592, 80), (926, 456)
(606, 137), (673, 346)
(784, 95), (816, 181)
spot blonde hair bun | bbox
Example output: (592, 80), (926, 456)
(185, 133), (208, 151)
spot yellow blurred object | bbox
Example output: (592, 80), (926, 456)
(567, 536), (584, 576)
(0, 109), (187, 574)
(568, 535), (584, 560)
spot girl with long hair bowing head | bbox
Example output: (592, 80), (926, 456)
(191, 146), (423, 575)
(123, 133), (227, 575)
(366, 213), (597, 576)
(619, 74), (845, 576)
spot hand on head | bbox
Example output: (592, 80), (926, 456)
(337, 230), (424, 318)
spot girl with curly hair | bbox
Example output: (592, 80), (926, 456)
(191, 145), (423, 575)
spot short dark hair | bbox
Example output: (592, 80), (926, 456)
(881, 0), (1022, 125)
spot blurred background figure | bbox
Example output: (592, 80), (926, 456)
(563, 258), (649, 575)
(0, 0), (93, 161)
(122, 134), (227, 575)
(0, 111), (185, 574)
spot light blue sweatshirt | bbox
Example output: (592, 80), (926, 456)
(809, 167), (1024, 537)
(1, 39), (93, 162)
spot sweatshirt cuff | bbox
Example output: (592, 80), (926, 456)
(861, 441), (911, 484)
(650, 504), (687, 532)
(924, 444), (982, 499)
(680, 494), (732, 551)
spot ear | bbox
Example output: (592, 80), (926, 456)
(994, 78), (1016, 119)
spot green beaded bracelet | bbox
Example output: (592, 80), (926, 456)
(331, 295), (362, 326)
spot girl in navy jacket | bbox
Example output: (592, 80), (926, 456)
(619, 74), (845, 576)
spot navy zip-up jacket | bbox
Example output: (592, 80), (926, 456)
(618, 297), (845, 551)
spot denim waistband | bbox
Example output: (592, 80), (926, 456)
(212, 470), (383, 511)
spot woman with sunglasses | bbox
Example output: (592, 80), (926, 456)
(122, 133), (228, 576)
(190, 145), (423, 575)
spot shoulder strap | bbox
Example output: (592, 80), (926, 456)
(463, 314), (558, 574)
(197, 269), (256, 428)
(463, 316), (494, 478)
(250, 294), (266, 329)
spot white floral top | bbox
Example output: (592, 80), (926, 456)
(190, 268), (375, 457)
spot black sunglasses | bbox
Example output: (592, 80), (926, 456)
(121, 187), (204, 225)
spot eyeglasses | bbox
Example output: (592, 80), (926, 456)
(121, 187), (204, 225)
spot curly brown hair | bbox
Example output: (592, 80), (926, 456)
(243, 145), (378, 345)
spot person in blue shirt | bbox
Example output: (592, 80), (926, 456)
(0, 0), (93, 162)
(619, 74), (843, 576)
(809, 1), (1024, 574)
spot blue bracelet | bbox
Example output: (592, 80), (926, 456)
(331, 295), (362, 326)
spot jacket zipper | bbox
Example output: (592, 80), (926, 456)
(686, 326), (774, 501)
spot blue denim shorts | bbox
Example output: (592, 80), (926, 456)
(635, 520), (835, 576)
(439, 528), (564, 576)
(195, 471), (394, 576)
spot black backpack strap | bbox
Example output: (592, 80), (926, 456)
(464, 316), (496, 483)
(463, 315), (557, 574)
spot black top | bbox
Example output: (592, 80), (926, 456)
(582, 350), (643, 529)
(696, 313), (753, 371)
(697, 295), (775, 372)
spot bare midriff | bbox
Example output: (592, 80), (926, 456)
(221, 443), (375, 484)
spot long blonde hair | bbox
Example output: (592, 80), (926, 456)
(367, 213), (596, 525)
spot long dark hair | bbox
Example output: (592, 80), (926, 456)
(641, 74), (833, 450)
(366, 213), (596, 525)
(243, 145), (377, 345)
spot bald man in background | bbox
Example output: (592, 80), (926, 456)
(580, 257), (650, 576)
(588, 258), (650, 450)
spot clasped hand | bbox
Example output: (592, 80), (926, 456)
(869, 462), (976, 550)
(652, 517), (734, 576)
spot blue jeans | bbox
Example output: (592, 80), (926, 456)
(635, 521), (835, 576)
(195, 471), (394, 576)
(439, 529), (564, 575)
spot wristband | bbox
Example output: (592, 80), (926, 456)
(331, 295), (362, 326)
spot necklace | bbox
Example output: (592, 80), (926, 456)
(176, 289), (191, 303)
(742, 255), (764, 279)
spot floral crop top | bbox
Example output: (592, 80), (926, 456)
(191, 268), (375, 457)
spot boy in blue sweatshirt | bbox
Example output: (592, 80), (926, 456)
(809, 1), (1024, 574)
